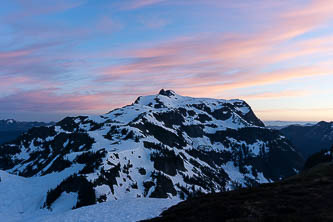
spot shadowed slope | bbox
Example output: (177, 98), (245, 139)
(280, 121), (333, 158)
(147, 162), (333, 222)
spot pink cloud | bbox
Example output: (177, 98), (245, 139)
(0, 49), (33, 59)
(239, 90), (310, 100)
(0, 89), (110, 113)
(96, 0), (333, 98)
(2, 0), (333, 120)
(120, 0), (166, 10)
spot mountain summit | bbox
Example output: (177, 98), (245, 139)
(0, 90), (304, 210)
(158, 89), (176, 97)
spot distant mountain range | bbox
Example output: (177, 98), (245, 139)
(280, 121), (333, 158)
(264, 121), (316, 130)
(0, 119), (53, 144)
(0, 89), (304, 217)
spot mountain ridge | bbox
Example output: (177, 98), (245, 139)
(280, 121), (333, 158)
(0, 90), (304, 211)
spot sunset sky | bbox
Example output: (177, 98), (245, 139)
(1, 0), (332, 122)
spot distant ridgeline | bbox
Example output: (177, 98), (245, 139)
(0, 119), (53, 145)
(0, 90), (304, 210)
(280, 121), (333, 158)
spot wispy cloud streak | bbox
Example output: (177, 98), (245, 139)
(0, 0), (332, 120)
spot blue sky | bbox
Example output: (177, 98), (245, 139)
(0, 0), (333, 121)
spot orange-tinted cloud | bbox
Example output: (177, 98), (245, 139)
(256, 108), (333, 122)
(239, 90), (310, 100)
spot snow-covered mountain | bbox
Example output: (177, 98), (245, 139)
(0, 89), (304, 212)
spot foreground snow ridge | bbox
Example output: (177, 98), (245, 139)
(32, 198), (180, 222)
(0, 89), (304, 219)
(0, 170), (179, 222)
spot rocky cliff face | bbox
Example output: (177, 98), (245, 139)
(0, 90), (304, 209)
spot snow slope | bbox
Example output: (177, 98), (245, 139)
(0, 167), (82, 221)
(29, 198), (180, 222)
(0, 170), (179, 222)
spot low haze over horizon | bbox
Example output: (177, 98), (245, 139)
(1, 0), (332, 122)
